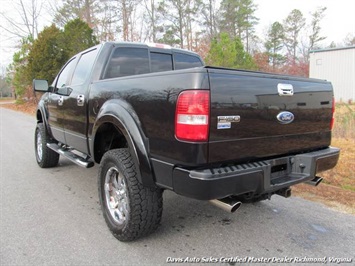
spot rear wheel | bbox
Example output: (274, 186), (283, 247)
(98, 148), (163, 241)
(35, 123), (59, 168)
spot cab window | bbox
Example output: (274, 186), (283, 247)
(103, 47), (150, 79)
(150, 52), (173, 73)
(174, 53), (203, 70)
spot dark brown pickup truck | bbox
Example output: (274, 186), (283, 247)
(33, 42), (340, 241)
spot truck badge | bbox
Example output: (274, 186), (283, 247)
(276, 111), (294, 124)
(217, 115), (240, 129)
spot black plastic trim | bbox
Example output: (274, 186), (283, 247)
(170, 147), (340, 200)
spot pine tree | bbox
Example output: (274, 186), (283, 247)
(26, 24), (66, 84)
(205, 32), (256, 70)
(283, 9), (306, 61)
(206, 32), (236, 67)
(219, 0), (258, 52)
(264, 22), (285, 71)
(63, 18), (98, 58)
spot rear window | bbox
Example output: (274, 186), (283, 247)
(174, 53), (203, 70)
(103, 47), (150, 79)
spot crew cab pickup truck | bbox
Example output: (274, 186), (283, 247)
(33, 42), (340, 241)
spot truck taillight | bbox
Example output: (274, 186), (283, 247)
(175, 90), (210, 142)
(330, 97), (335, 130)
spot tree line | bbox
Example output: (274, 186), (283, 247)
(1, 0), (354, 100)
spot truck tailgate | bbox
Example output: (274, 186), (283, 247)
(208, 67), (334, 164)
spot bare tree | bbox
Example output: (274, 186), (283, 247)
(96, 0), (120, 41)
(159, 0), (201, 49)
(119, 0), (139, 41)
(143, 0), (159, 42)
(0, 0), (43, 39)
(308, 6), (327, 52)
(201, 0), (218, 40)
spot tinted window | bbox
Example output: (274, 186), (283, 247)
(150, 52), (173, 73)
(174, 53), (203, 70)
(71, 49), (98, 85)
(56, 58), (77, 90)
(104, 47), (149, 79)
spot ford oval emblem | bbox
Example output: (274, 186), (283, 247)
(276, 111), (295, 124)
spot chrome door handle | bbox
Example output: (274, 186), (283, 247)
(77, 94), (85, 106)
(278, 83), (294, 96)
(58, 96), (64, 106)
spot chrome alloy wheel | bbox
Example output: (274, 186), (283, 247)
(36, 130), (43, 161)
(104, 166), (129, 225)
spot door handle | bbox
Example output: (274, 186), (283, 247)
(58, 96), (64, 106)
(278, 83), (294, 96)
(77, 94), (85, 106)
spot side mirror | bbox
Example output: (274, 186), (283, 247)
(33, 79), (49, 92)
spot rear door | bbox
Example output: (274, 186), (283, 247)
(208, 68), (334, 163)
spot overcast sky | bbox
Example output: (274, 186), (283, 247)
(1, 0), (355, 72)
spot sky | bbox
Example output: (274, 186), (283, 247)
(1, 0), (355, 73)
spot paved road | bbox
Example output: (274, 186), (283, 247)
(1, 107), (354, 266)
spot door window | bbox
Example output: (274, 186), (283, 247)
(56, 58), (77, 90)
(71, 49), (98, 85)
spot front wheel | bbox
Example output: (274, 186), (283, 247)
(98, 148), (163, 241)
(35, 123), (59, 168)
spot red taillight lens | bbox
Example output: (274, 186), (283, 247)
(175, 90), (210, 142)
(330, 97), (335, 130)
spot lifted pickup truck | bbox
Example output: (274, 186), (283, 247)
(33, 42), (340, 241)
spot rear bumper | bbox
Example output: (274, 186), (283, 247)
(172, 147), (340, 200)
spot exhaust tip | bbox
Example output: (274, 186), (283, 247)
(209, 198), (242, 213)
(314, 176), (323, 186)
(305, 176), (323, 186)
(230, 201), (242, 213)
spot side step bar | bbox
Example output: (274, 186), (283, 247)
(47, 143), (94, 168)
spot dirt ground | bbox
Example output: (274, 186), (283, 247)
(1, 101), (354, 215)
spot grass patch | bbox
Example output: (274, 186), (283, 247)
(0, 97), (14, 101)
(333, 103), (355, 139)
(294, 103), (355, 214)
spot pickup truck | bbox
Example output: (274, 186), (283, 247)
(33, 42), (340, 241)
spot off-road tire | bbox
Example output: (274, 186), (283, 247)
(35, 123), (59, 168)
(98, 148), (163, 241)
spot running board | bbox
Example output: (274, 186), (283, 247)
(47, 143), (94, 168)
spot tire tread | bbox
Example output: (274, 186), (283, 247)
(35, 123), (59, 168)
(98, 148), (163, 241)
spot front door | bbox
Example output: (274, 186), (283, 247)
(61, 48), (99, 154)
(47, 57), (78, 144)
